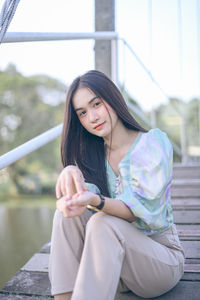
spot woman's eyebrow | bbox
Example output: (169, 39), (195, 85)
(74, 96), (99, 112)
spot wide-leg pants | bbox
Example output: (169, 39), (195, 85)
(48, 209), (185, 299)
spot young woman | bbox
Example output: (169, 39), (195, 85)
(49, 70), (185, 300)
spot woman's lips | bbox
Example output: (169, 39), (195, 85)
(94, 122), (105, 130)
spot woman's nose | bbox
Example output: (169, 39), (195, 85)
(88, 110), (99, 122)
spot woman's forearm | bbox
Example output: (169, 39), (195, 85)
(91, 194), (137, 223)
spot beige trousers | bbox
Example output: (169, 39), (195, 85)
(49, 209), (185, 300)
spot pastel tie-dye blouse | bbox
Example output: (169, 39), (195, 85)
(86, 128), (174, 236)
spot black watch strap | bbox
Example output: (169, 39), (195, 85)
(93, 193), (105, 210)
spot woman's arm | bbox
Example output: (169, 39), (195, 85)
(58, 191), (137, 222)
(55, 165), (136, 222)
(91, 194), (137, 223)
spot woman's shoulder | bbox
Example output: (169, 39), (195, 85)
(130, 128), (173, 161)
(129, 128), (173, 169)
(142, 127), (167, 138)
(140, 128), (171, 147)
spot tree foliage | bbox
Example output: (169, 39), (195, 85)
(0, 64), (66, 195)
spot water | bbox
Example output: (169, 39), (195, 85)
(0, 201), (55, 289)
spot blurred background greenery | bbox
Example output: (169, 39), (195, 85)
(0, 64), (66, 197)
(1, 64), (200, 199)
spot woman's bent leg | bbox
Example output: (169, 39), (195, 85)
(49, 209), (93, 296)
(118, 224), (184, 298)
(72, 212), (184, 300)
(71, 212), (125, 300)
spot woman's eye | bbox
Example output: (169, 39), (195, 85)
(79, 111), (86, 117)
(94, 101), (101, 107)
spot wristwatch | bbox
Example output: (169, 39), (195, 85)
(87, 193), (105, 212)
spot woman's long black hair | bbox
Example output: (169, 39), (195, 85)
(61, 70), (147, 197)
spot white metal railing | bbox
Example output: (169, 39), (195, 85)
(2, 31), (119, 85)
(3, 31), (118, 43)
(0, 124), (63, 170)
(0, 31), (182, 170)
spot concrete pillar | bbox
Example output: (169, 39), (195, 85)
(95, 0), (115, 79)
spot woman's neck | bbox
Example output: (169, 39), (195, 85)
(104, 120), (138, 153)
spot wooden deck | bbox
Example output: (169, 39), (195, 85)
(0, 163), (200, 299)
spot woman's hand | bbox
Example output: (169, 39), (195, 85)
(56, 191), (98, 218)
(55, 165), (86, 199)
(56, 194), (86, 218)
(67, 191), (99, 208)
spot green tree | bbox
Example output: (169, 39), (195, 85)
(0, 64), (66, 195)
(150, 97), (200, 162)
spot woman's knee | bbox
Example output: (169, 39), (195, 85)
(52, 209), (93, 239)
(85, 212), (118, 236)
(52, 209), (70, 228)
(52, 209), (81, 238)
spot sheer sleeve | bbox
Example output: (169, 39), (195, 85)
(117, 129), (173, 231)
(85, 182), (101, 194)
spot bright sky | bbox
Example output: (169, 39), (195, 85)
(0, 0), (199, 111)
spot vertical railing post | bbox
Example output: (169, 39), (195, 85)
(111, 38), (118, 86)
(95, 0), (115, 78)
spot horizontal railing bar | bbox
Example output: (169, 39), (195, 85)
(2, 31), (118, 43)
(0, 124), (63, 170)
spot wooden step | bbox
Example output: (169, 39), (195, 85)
(171, 199), (200, 210)
(171, 188), (200, 198)
(181, 240), (200, 258)
(178, 230), (200, 240)
(176, 224), (200, 230)
(1, 269), (199, 300)
(173, 210), (200, 224)
(173, 163), (200, 179)
(114, 281), (200, 299)
(172, 178), (200, 186)
(184, 264), (200, 273)
(1, 250), (199, 300)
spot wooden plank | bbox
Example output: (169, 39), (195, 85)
(173, 162), (200, 167)
(172, 199), (200, 210)
(178, 230), (200, 240)
(181, 241), (200, 258)
(1, 271), (51, 297)
(21, 254), (49, 273)
(0, 293), (52, 299)
(184, 264), (200, 273)
(182, 272), (200, 281)
(171, 188), (200, 198)
(185, 258), (200, 264)
(1, 278), (200, 300)
(176, 224), (200, 230)
(173, 164), (200, 179)
(115, 281), (200, 300)
(173, 210), (200, 224)
(19, 252), (200, 274)
(173, 170), (200, 179)
(172, 198), (200, 202)
(172, 179), (200, 186)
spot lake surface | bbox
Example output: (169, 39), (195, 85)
(0, 201), (55, 289)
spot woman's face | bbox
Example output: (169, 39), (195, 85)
(72, 87), (119, 139)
